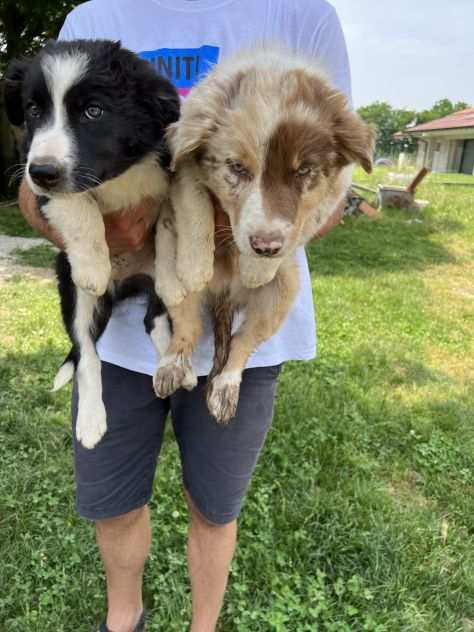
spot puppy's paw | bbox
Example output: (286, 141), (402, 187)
(239, 254), (281, 289)
(177, 254), (214, 294)
(207, 371), (242, 423)
(72, 259), (111, 296)
(154, 352), (197, 398)
(155, 278), (187, 308)
(76, 398), (107, 449)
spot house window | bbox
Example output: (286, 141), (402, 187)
(435, 142), (441, 152)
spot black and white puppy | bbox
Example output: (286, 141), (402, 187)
(4, 39), (184, 448)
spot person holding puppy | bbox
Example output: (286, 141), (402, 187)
(19, 1), (351, 631)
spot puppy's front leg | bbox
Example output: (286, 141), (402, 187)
(42, 196), (111, 296)
(155, 200), (187, 307)
(73, 288), (107, 449)
(172, 162), (215, 294)
(207, 261), (299, 423)
(153, 291), (203, 398)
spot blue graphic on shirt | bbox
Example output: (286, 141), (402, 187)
(139, 45), (220, 96)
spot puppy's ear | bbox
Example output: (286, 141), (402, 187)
(167, 111), (217, 171)
(148, 76), (180, 131)
(4, 58), (29, 127)
(334, 107), (376, 174)
(167, 71), (246, 171)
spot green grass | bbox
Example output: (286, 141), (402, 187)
(12, 244), (57, 268)
(0, 205), (38, 238)
(1, 168), (474, 631)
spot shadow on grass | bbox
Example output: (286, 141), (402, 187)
(308, 211), (457, 278)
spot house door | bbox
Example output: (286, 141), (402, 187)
(460, 140), (474, 175)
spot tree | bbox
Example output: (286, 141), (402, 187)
(357, 101), (417, 157)
(357, 99), (471, 158)
(0, 0), (84, 73)
(417, 98), (470, 124)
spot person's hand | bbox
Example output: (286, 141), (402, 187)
(102, 196), (159, 255)
(314, 200), (345, 238)
(18, 178), (65, 248)
(19, 178), (159, 255)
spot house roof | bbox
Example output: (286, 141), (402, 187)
(406, 108), (474, 133)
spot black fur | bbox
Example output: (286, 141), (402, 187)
(4, 40), (180, 409)
(4, 39), (180, 191)
(56, 253), (167, 372)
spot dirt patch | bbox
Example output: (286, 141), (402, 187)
(386, 472), (432, 510)
(0, 260), (55, 283)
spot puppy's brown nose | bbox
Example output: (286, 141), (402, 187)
(249, 232), (284, 257)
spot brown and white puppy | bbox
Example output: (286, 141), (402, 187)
(154, 48), (375, 422)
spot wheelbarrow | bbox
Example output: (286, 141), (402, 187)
(376, 167), (430, 209)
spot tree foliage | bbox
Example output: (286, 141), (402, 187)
(358, 99), (471, 157)
(417, 98), (470, 125)
(0, 0), (85, 72)
(357, 101), (416, 157)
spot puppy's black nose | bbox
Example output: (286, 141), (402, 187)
(29, 162), (62, 189)
(249, 232), (284, 257)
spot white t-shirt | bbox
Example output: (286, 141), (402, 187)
(59, 0), (351, 376)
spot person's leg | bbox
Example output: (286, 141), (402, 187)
(72, 362), (168, 632)
(96, 506), (150, 632)
(171, 364), (282, 632)
(186, 493), (237, 632)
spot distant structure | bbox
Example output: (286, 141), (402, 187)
(400, 108), (474, 175)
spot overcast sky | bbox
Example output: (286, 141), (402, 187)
(331, 0), (474, 111)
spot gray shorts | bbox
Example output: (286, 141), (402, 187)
(71, 362), (281, 524)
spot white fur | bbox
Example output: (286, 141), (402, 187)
(150, 314), (171, 357)
(154, 200), (188, 306)
(210, 370), (242, 389)
(73, 289), (107, 449)
(171, 162), (215, 293)
(154, 350), (198, 398)
(27, 52), (89, 194)
(238, 253), (281, 289)
(51, 360), (75, 392)
(237, 185), (292, 256)
(207, 370), (242, 422)
(209, 46), (328, 86)
(42, 196), (111, 296)
(96, 154), (168, 212)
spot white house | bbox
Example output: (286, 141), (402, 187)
(404, 108), (474, 174)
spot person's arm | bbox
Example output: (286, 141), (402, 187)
(299, 2), (352, 237)
(19, 178), (64, 247)
(18, 178), (158, 254)
(315, 201), (345, 238)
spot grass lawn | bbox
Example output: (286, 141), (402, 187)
(1, 168), (474, 631)
(0, 204), (38, 238)
(12, 244), (57, 268)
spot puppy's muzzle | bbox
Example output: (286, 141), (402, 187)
(29, 160), (64, 191)
(249, 232), (284, 257)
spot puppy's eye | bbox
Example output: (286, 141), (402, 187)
(27, 102), (41, 118)
(227, 160), (250, 178)
(84, 105), (104, 120)
(295, 164), (311, 177)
